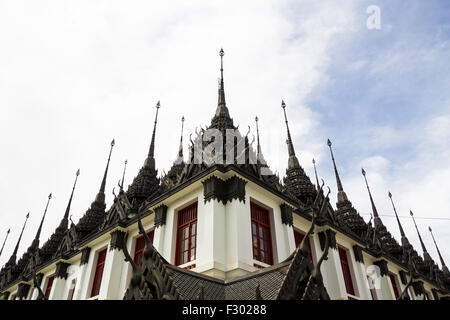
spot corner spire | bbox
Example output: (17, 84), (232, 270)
(95, 139), (115, 204)
(410, 210), (433, 262)
(0, 228), (11, 259)
(64, 169), (80, 221)
(217, 48), (227, 111)
(281, 100), (300, 168)
(327, 139), (348, 203)
(6, 213), (29, 266)
(429, 226), (449, 273)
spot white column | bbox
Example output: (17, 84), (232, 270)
(314, 230), (347, 300)
(99, 234), (126, 300)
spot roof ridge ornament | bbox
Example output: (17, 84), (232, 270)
(119, 160), (128, 191)
(429, 226), (449, 273)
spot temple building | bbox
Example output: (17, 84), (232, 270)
(0, 49), (449, 301)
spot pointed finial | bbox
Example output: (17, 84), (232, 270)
(217, 48), (227, 111)
(35, 193), (52, 242)
(119, 160), (128, 190)
(410, 210), (432, 262)
(361, 168), (379, 219)
(255, 116), (262, 162)
(6, 212), (30, 266)
(388, 191), (408, 244)
(64, 169), (80, 221)
(0, 228), (11, 258)
(96, 139), (115, 204)
(281, 100), (299, 168)
(146, 101), (160, 167)
(327, 139), (347, 203)
(312, 158), (320, 190)
(429, 226), (449, 273)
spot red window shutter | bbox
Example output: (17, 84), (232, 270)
(293, 229), (313, 261)
(44, 275), (55, 299)
(175, 202), (198, 266)
(389, 272), (400, 299)
(133, 230), (155, 266)
(338, 247), (355, 296)
(90, 248), (107, 297)
(250, 202), (273, 265)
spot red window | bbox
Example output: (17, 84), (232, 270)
(44, 275), (54, 299)
(133, 230), (155, 266)
(338, 246), (355, 296)
(294, 229), (313, 261)
(90, 248), (107, 297)
(251, 202), (273, 265)
(175, 202), (198, 266)
(389, 272), (400, 299)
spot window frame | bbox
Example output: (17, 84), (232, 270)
(44, 274), (55, 300)
(293, 228), (314, 262)
(250, 201), (274, 266)
(338, 245), (356, 297)
(175, 202), (198, 266)
(133, 229), (155, 267)
(90, 247), (107, 298)
(388, 272), (400, 300)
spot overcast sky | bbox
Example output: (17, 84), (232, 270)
(1, 0), (449, 269)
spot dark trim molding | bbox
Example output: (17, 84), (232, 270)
(35, 273), (44, 288)
(374, 260), (389, 277)
(399, 270), (408, 285)
(318, 229), (337, 251)
(55, 262), (70, 280)
(154, 204), (168, 227)
(203, 175), (247, 205)
(412, 281), (425, 296)
(17, 283), (30, 300)
(80, 247), (91, 265)
(280, 204), (293, 226)
(110, 230), (126, 251)
(352, 245), (364, 264)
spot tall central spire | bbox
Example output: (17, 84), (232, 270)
(281, 100), (300, 169)
(327, 139), (348, 203)
(211, 49), (234, 131)
(95, 139), (115, 204)
(361, 168), (380, 220)
(148, 101), (160, 160)
(429, 226), (449, 273)
(410, 210), (433, 263)
(6, 213), (29, 266)
(31, 193), (52, 251)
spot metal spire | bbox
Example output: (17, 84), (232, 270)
(361, 168), (379, 219)
(64, 169), (80, 221)
(327, 139), (350, 203)
(429, 226), (449, 273)
(312, 159), (320, 190)
(34, 193), (52, 244)
(176, 116), (185, 162)
(388, 191), (408, 241)
(0, 228), (11, 258)
(255, 116), (262, 163)
(144, 101), (160, 169)
(410, 210), (432, 262)
(95, 139), (115, 204)
(281, 100), (300, 168)
(120, 160), (128, 190)
(215, 48), (230, 118)
(6, 213), (30, 266)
